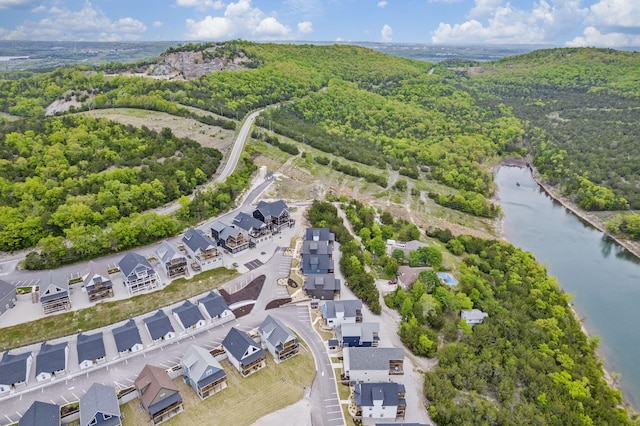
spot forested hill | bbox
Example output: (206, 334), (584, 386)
(461, 47), (640, 213)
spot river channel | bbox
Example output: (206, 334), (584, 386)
(496, 166), (640, 409)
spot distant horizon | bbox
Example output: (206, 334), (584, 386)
(0, 1), (639, 48)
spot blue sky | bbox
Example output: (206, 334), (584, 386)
(0, 0), (639, 47)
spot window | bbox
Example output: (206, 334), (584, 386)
(90, 417), (97, 425)
(206, 369), (212, 376)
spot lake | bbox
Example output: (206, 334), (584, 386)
(496, 166), (640, 408)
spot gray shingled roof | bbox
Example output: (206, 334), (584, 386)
(259, 315), (295, 349)
(181, 345), (226, 388)
(35, 342), (67, 375)
(322, 300), (362, 320)
(344, 347), (404, 371)
(112, 319), (142, 352)
(233, 212), (266, 232)
(338, 322), (380, 344)
(0, 351), (31, 385)
(198, 291), (230, 318)
(0, 278), (15, 300)
(118, 252), (153, 278)
(222, 327), (265, 366)
(143, 310), (175, 341)
(218, 223), (247, 242)
(301, 254), (334, 272)
(76, 332), (105, 363)
(301, 240), (332, 256)
(461, 309), (488, 322)
(19, 401), (60, 426)
(303, 274), (340, 291)
(254, 200), (288, 220)
(39, 271), (69, 303)
(79, 382), (120, 426)
(83, 261), (111, 288)
(156, 240), (184, 265)
(304, 228), (335, 242)
(354, 382), (402, 407)
(182, 228), (216, 252)
(172, 300), (204, 329)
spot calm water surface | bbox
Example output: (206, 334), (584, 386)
(496, 166), (640, 408)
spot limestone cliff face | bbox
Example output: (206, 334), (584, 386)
(147, 51), (248, 80)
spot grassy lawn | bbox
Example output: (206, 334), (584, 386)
(337, 381), (351, 401)
(342, 404), (356, 426)
(121, 348), (314, 426)
(0, 268), (238, 351)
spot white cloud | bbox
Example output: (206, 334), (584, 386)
(587, 0), (640, 29)
(0, 2), (147, 41)
(31, 4), (45, 13)
(432, 0), (588, 45)
(283, 0), (323, 17)
(381, 24), (392, 42)
(0, 0), (36, 9)
(152, 21), (164, 28)
(185, 0), (294, 40)
(377, 1), (388, 7)
(567, 26), (640, 47)
(297, 21), (313, 34)
(176, 0), (224, 10)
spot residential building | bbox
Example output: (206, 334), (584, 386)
(135, 364), (183, 425)
(252, 200), (294, 231)
(0, 351), (32, 393)
(259, 315), (299, 363)
(83, 262), (114, 303)
(304, 228), (335, 244)
(39, 271), (71, 314)
(461, 309), (489, 325)
(337, 323), (380, 348)
(119, 252), (159, 295)
(353, 382), (406, 423)
(301, 239), (333, 257)
(112, 320), (144, 356)
(0, 278), (16, 317)
(198, 291), (234, 324)
(156, 241), (187, 279)
(322, 300), (363, 328)
(210, 222), (250, 254)
(182, 228), (223, 272)
(143, 310), (176, 343)
(181, 345), (227, 400)
(77, 332), (106, 370)
(233, 212), (270, 245)
(79, 383), (121, 426)
(19, 401), (60, 426)
(301, 254), (334, 274)
(343, 347), (404, 384)
(172, 300), (206, 332)
(35, 342), (68, 382)
(222, 327), (266, 377)
(303, 273), (341, 300)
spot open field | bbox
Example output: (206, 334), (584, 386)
(0, 267), (238, 351)
(121, 348), (315, 426)
(81, 108), (236, 152)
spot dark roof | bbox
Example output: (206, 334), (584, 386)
(259, 315), (295, 349)
(172, 300), (205, 329)
(216, 223), (247, 241)
(118, 252), (153, 278)
(76, 332), (105, 363)
(0, 278), (15, 300)
(19, 401), (60, 426)
(143, 310), (175, 340)
(181, 345), (226, 388)
(254, 200), (288, 219)
(301, 254), (334, 272)
(149, 391), (182, 417)
(198, 291), (230, 318)
(0, 351), (31, 385)
(303, 274), (340, 291)
(135, 364), (180, 413)
(80, 383), (120, 426)
(182, 228), (216, 252)
(304, 228), (335, 242)
(35, 342), (67, 375)
(222, 327), (265, 366)
(39, 271), (69, 303)
(354, 382), (402, 407)
(233, 212), (266, 232)
(112, 319), (143, 352)
(345, 347), (404, 371)
(301, 240), (332, 256)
